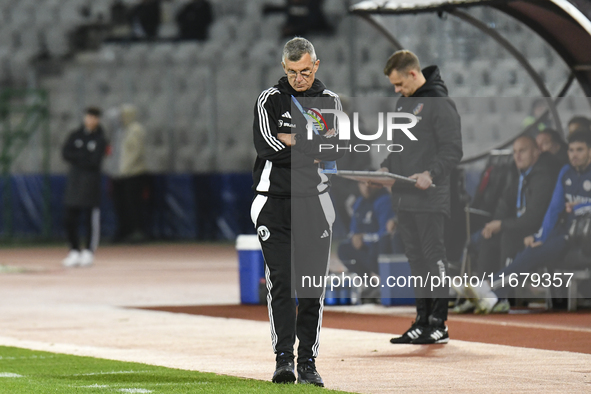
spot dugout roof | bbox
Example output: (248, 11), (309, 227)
(350, 0), (591, 97)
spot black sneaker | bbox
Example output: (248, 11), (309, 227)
(411, 325), (449, 344)
(297, 358), (324, 387)
(390, 321), (427, 344)
(272, 354), (295, 384)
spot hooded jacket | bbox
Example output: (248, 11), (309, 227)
(119, 104), (147, 177)
(62, 125), (108, 207)
(252, 76), (347, 198)
(380, 66), (463, 216)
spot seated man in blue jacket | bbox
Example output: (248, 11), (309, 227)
(338, 181), (402, 279)
(471, 130), (591, 313)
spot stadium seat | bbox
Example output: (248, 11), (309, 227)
(146, 43), (174, 66)
(171, 42), (201, 65)
(258, 14), (284, 44)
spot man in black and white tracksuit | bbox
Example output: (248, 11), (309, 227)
(251, 37), (345, 387)
(61, 107), (108, 268)
(381, 50), (462, 344)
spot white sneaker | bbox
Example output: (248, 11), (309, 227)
(451, 299), (476, 314)
(466, 281), (498, 314)
(79, 249), (94, 267)
(475, 297), (498, 314)
(62, 250), (81, 267)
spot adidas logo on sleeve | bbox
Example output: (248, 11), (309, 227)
(282, 111), (292, 119)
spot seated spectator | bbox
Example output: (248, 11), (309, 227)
(536, 128), (569, 166)
(328, 96), (372, 236)
(111, 0), (129, 26)
(468, 151), (515, 234)
(263, 0), (333, 38)
(568, 115), (591, 135)
(474, 136), (562, 276)
(176, 0), (213, 41)
(338, 181), (402, 281)
(470, 131), (591, 313)
(522, 98), (551, 135)
(130, 0), (161, 40)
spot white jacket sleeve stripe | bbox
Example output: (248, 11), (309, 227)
(257, 88), (284, 152)
(323, 89), (342, 132)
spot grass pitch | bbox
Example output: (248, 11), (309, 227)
(0, 346), (351, 393)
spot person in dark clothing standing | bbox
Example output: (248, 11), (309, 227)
(62, 107), (108, 267)
(251, 37), (345, 387)
(380, 50), (463, 345)
(175, 0), (213, 41)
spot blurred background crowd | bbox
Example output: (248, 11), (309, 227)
(0, 0), (589, 270)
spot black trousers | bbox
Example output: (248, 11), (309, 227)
(397, 211), (448, 324)
(251, 193), (334, 363)
(64, 206), (100, 251)
(112, 175), (146, 240)
(475, 230), (525, 275)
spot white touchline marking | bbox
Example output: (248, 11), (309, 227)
(79, 384), (109, 388)
(71, 370), (151, 376)
(148, 382), (209, 386)
(119, 389), (153, 393)
(0, 372), (23, 377)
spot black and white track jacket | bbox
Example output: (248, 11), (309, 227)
(252, 76), (347, 198)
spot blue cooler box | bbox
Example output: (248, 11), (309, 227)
(379, 254), (416, 306)
(236, 235), (265, 304)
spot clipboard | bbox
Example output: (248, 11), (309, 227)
(336, 170), (436, 188)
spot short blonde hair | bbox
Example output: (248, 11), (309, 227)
(383, 50), (421, 76)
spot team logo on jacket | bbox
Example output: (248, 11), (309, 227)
(566, 178), (572, 186)
(306, 108), (326, 132)
(413, 103), (424, 115)
(278, 119), (296, 128)
(584, 180), (591, 191)
(257, 225), (270, 241)
(87, 141), (97, 152)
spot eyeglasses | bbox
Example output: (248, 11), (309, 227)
(286, 69), (313, 79)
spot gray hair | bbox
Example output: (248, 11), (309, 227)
(282, 37), (317, 64)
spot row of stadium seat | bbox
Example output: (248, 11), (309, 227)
(2, 1), (587, 174)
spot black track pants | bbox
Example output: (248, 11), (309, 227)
(64, 206), (101, 252)
(397, 211), (448, 324)
(251, 193), (334, 363)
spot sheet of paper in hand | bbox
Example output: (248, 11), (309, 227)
(336, 170), (436, 189)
